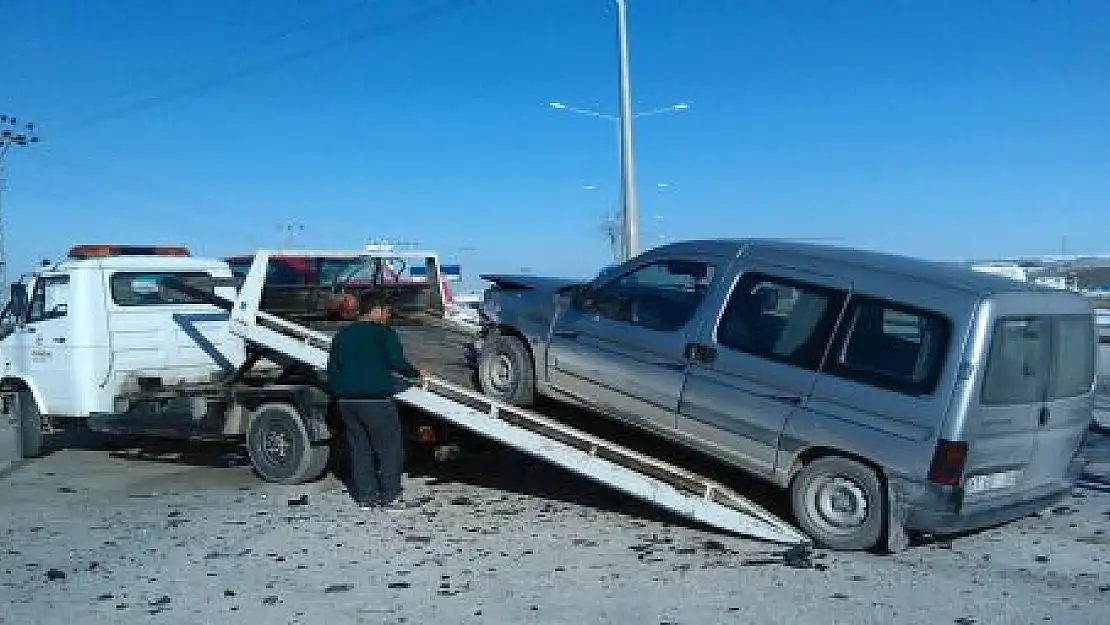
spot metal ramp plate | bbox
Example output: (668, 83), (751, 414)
(228, 252), (809, 546)
(400, 378), (809, 545)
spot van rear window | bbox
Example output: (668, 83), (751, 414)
(1050, 316), (1095, 400)
(980, 315), (1094, 405)
(981, 318), (1048, 405)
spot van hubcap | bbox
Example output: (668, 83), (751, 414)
(814, 477), (868, 528)
(264, 428), (292, 463)
(490, 354), (515, 392)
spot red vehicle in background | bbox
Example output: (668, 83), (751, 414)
(225, 250), (459, 328)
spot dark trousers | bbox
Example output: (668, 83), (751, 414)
(338, 399), (404, 505)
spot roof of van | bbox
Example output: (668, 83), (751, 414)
(652, 238), (1070, 297)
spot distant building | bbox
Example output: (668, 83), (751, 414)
(967, 255), (1110, 342)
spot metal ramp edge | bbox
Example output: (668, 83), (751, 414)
(230, 309), (809, 546)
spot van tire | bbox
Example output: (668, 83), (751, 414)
(477, 332), (535, 406)
(246, 403), (329, 485)
(17, 391), (44, 459)
(791, 456), (885, 551)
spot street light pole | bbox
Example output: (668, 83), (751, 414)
(615, 0), (638, 261)
(0, 115), (41, 294)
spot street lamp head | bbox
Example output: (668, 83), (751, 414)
(672, 103), (690, 111)
(548, 102), (567, 110)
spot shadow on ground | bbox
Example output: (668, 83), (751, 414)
(36, 424), (250, 471)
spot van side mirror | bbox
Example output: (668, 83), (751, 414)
(753, 285), (779, 311)
(571, 285), (597, 312)
(9, 283), (27, 319)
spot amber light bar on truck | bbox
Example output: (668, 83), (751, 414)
(68, 245), (191, 259)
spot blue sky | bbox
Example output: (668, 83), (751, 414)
(2, 0), (1108, 288)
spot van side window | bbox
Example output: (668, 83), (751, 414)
(110, 272), (215, 307)
(827, 298), (950, 396)
(27, 276), (70, 323)
(715, 273), (846, 370)
(586, 259), (717, 332)
(981, 317), (1049, 405)
(1049, 315), (1095, 400)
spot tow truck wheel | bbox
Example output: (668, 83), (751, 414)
(246, 403), (329, 485)
(477, 332), (535, 406)
(790, 456), (885, 551)
(16, 390), (44, 459)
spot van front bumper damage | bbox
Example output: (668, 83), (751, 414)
(895, 455), (1086, 536)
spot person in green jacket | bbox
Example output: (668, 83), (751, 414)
(327, 291), (423, 510)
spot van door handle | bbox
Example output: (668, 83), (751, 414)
(683, 343), (717, 363)
(552, 330), (578, 339)
(753, 391), (802, 405)
(1038, 406), (1050, 427)
(52, 337), (66, 344)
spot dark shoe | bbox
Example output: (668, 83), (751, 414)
(355, 494), (380, 510)
(380, 500), (407, 512)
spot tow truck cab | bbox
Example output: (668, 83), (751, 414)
(0, 244), (244, 421)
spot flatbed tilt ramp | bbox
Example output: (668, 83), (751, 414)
(230, 250), (810, 547)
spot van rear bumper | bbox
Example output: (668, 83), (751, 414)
(899, 457), (1085, 535)
(905, 487), (1069, 535)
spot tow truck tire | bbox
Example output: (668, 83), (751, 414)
(477, 332), (535, 407)
(246, 403), (329, 485)
(790, 456), (885, 551)
(17, 390), (44, 459)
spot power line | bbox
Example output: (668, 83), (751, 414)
(49, 0), (480, 132)
(38, 0), (382, 126)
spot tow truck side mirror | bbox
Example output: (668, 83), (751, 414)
(9, 283), (28, 320)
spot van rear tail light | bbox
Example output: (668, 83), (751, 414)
(417, 426), (437, 444)
(928, 439), (968, 486)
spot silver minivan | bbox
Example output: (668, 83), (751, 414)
(473, 239), (1097, 551)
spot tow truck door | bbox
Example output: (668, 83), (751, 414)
(20, 274), (75, 416)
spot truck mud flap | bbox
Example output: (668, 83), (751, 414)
(1, 393), (23, 472)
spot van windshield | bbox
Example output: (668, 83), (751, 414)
(980, 314), (1094, 405)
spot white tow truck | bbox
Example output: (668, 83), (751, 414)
(0, 244), (808, 548)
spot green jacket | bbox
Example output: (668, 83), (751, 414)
(326, 321), (419, 399)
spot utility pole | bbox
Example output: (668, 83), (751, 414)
(0, 115), (41, 295)
(615, 0), (639, 261)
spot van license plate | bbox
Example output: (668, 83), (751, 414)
(965, 470), (1021, 494)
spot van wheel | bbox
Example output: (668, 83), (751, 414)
(246, 403), (329, 485)
(477, 332), (535, 406)
(17, 391), (44, 459)
(791, 456), (885, 551)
